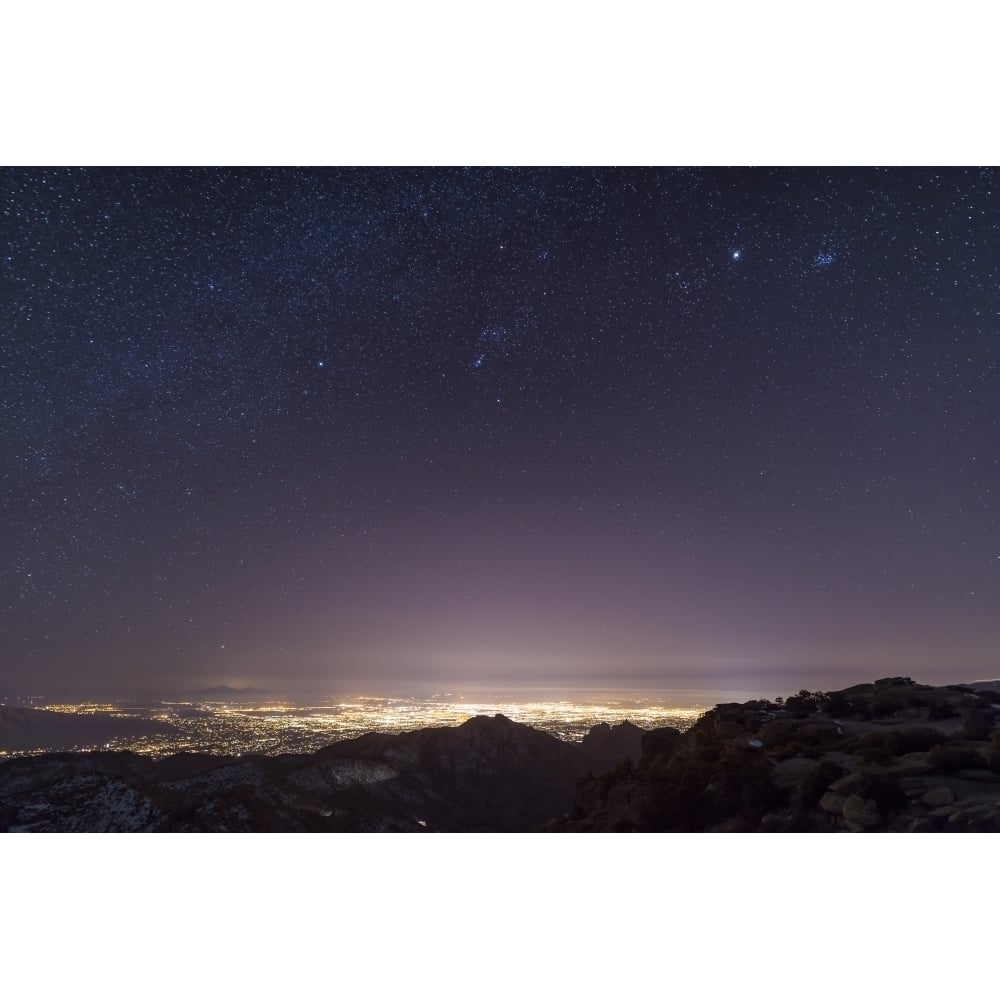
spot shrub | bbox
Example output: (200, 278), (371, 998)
(784, 690), (828, 718)
(824, 691), (852, 717)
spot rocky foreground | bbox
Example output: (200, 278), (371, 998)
(3, 677), (1000, 832)
(557, 677), (1000, 832)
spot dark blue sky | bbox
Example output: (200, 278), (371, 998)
(2, 167), (998, 697)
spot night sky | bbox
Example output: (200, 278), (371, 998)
(2, 167), (998, 698)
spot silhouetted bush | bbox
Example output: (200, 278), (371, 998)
(824, 691), (852, 717)
(784, 690), (827, 718)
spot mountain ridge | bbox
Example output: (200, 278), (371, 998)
(0, 714), (641, 832)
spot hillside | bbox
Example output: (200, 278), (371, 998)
(0, 714), (630, 832)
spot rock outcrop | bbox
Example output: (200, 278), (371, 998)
(580, 720), (646, 773)
(552, 677), (1000, 832)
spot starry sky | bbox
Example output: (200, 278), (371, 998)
(2, 167), (998, 698)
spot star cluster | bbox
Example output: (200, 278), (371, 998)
(2, 167), (998, 696)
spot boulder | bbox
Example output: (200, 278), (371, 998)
(948, 802), (1000, 831)
(819, 791), (847, 816)
(772, 756), (819, 789)
(890, 753), (935, 778)
(843, 794), (882, 830)
(921, 786), (955, 807)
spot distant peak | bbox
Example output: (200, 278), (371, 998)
(462, 713), (516, 726)
(187, 685), (266, 697)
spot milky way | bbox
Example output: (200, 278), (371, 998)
(2, 167), (998, 696)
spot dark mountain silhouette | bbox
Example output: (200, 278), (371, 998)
(185, 686), (268, 699)
(0, 714), (605, 832)
(580, 720), (646, 772)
